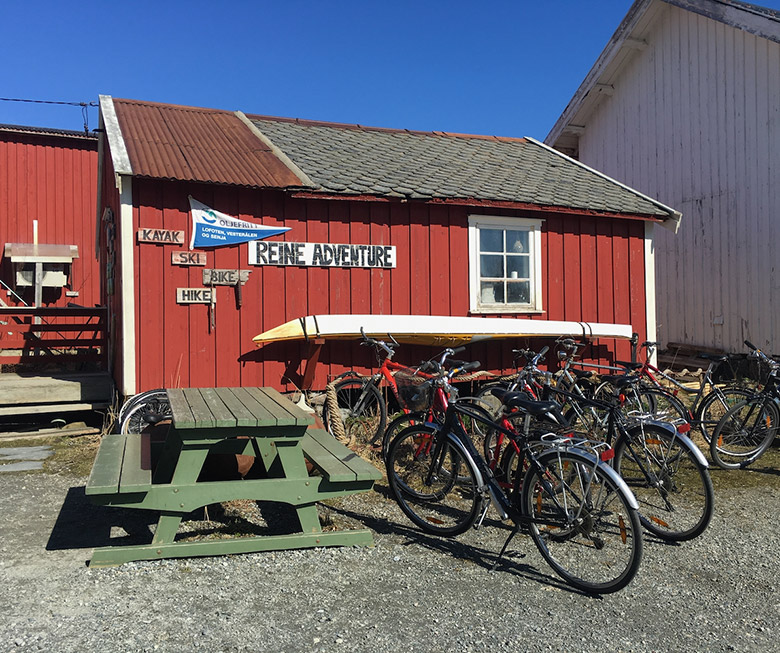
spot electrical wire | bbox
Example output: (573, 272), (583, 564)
(0, 97), (98, 133)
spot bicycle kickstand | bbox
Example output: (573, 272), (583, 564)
(491, 524), (521, 572)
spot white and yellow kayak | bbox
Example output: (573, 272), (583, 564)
(253, 314), (634, 347)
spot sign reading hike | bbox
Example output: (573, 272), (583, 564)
(248, 241), (396, 269)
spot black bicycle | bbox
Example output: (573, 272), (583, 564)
(710, 340), (780, 470)
(385, 398), (643, 594)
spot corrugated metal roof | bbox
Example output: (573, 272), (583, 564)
(0, 123), (97, 141)
(111, 99), (307, 188)
(103, 97), (677, 219)
(248, 115), (675, 218)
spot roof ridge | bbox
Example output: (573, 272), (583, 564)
(246, 113), (527, 142)
(112, 97), (236, 115)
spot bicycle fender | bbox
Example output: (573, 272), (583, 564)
(566, 447), (640, 511)
(628, 420), (710, 469)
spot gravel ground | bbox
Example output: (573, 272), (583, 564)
(1, 446), (779, 653)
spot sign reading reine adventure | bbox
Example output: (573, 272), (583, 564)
(249, 241), (396, 269)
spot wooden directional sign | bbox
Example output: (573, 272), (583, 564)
(172, 251), (208, 266)
(202, 269), (251, 286)
(176, 288), (214, 304)
(137, 228), (186, 245)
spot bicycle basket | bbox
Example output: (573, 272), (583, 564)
(394, 369), (433, 411)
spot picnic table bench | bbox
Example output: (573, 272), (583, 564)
(85, 387), (381, 567)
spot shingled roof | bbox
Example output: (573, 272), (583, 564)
(102, 97), (679, 222)
(248, 115), (675, 218)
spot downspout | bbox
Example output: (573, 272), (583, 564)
(644, 221), (657, 366)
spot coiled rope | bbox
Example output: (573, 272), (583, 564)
(325, 382), (354, 447)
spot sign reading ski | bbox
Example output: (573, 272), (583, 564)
(189, 197), (289, 249)
(249, 241), (396, 269)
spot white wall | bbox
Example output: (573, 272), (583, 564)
(577, 3), (780, 352)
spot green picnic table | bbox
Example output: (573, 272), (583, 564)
(86, 387), (381, 567)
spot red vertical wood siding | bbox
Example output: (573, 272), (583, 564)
(116, 179), (649, 393)
(0, 131), (99, 307)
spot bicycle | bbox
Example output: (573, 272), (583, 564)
(117, 388), (172, 434)
(540, 378), (714, 541)
(609, 341), (752, 442)
(385, 398), (643, 594)
(321, 329), (412, 446)
(710, 340), (780, 470)
(379, 350), (491, 458)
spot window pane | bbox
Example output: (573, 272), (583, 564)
(480, 281), (501, 304)
(480, 229), (503, 253)
(506, 255), (529, 279)
(506, 281), (530, 304)
(480, 254), (504, 278)
(506, 230), (528, 253)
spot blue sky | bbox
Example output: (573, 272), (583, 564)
(2, 1), (780, 140)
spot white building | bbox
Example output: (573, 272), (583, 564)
(546, 0), (780, 353)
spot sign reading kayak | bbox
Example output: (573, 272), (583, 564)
(248, 240), (396, 269)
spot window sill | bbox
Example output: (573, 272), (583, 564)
(470, 307), (545, 316)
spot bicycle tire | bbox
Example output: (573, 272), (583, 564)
(119, 391), (172, 434)
(322, 377), (387, 445)
(710, 396), (779, 470)
(696, 386), (754, 444)
(118, 388), (167, 426)
(386, 425), (482, 536)
(521, 448), (643, 594)
(633, 386), (690, 425)
(474, 382), (509, 418)
(615, 423), (714, 540)
(381, 411), (430, 458)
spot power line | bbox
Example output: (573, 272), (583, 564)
(0, 97), (99, 133)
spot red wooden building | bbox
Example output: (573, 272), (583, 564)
(0, 124), (99, 307)
(97, 96), (681, 398)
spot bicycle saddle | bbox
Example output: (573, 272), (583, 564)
(491, 388), (565, 423)
(615, 360), (643, 371)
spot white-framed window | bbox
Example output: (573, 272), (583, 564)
(468, 215), (544, 313)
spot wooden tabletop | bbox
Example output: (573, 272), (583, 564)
(166, 387), (315, 430)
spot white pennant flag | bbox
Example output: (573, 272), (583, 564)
(189, 197), (289, 249)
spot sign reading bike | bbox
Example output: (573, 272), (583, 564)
(248, 240), (396, 269)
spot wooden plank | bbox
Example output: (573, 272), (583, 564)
(197, 388), (237, 428)
(182, 388), (216, 428)
(85, 435), (126, 496)
(166, 388), (196, 429)
(244, 387), (296, 426)
(231, 387), (278, 426)
(303, 429), (381, 482)
(300, 431), (356, 482)
(212, 387), (258, 427)
(119, 432), (152, 492)
(257, 386), (314, 426)
(0, 372), (113, 405)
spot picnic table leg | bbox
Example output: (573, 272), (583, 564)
(152, 512), (184, 545)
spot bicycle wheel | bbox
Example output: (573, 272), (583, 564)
(615, 423), (714, 540)
(386, 426), (482, 536)
(696, 386), (754, 444)
(322, 377), (386, 445)
(521, 448), (643, 594)
(710, 396), (779, 470)
(475, 382), (508, 417)
(118, 388), (167, 425)
(634, 387), (690, 425)
(119, 391), (172, 434)
(381, 410), (430, 458)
